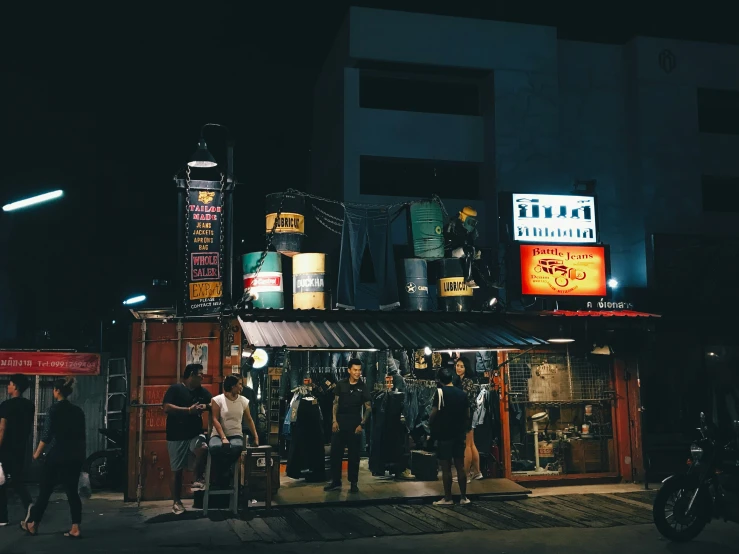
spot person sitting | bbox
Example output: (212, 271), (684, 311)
(209, 375), (258, 484)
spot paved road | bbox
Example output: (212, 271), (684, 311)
(1, 490), (737, 553)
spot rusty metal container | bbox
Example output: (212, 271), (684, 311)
(126, 319), (242, 502)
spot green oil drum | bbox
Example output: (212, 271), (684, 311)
(242, 251), (284, 309)
(409, 201), (444, 260)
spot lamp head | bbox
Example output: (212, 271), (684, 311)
(187, 138), (217, 168)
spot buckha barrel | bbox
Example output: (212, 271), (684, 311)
(292, 253), (326, 310)
(409, 201), (444, 260)
(437, 258), (472, 312)
(399, 258), (429, 311)
(242, 251), (284, 309)
(266, 192), (305, 257)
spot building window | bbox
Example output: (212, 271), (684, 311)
(360, 73), (480, 116)
(360, 156), (480, 199)
(701, 175), (739, 213)
(697, 88), (739, 135)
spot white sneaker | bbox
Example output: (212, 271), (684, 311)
(190, 480), (205, 492)
(172, 501), (186, 515)
(460, 497), (471, 505)
(472, 472), (484, 480)
(0, 522), (8, 527)
(433, 498), (454, 506)
(396, 469), (415, 480)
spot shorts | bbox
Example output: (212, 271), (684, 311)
(436, 437), (465, 461)
(167, 435), (206, 471)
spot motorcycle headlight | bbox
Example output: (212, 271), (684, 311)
(690, 443), (703, 461)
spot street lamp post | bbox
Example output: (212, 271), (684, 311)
(176, 123), (236, 317)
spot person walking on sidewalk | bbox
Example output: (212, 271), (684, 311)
(22, 377), (86, 538)
(163, 364), (212, 515)
(324, 358), (371, 494)
(0, 374), (34, 527)
(430, 367), (471, 506)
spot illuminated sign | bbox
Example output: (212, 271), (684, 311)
(512, 194), (597, 243)
(520, 244), (607, 296)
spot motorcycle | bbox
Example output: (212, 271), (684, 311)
(653, 412), (739, 542)
(83, 428), (125, 490)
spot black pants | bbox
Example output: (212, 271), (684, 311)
(330, 429), (361, 484)
(29, 460), (82, 525)
(0, 461), (33, 523)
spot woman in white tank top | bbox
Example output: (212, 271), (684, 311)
(209, 375), (258, 461)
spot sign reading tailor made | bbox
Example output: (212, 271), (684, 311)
(0, 351), (100, 375)
(520, 244), (607, 296)
(512, 194), (597, 244)
(186, 189), (224, 315)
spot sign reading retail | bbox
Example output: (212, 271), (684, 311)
(512, 194), (597, 244)
(186, 187), (223, 315)
(519, 244), (607, 296)
(0, 351), (100, 375)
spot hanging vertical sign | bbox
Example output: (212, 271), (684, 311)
(186, 185), (224, 315)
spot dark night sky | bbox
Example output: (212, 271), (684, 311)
(0, 1), (734, 348)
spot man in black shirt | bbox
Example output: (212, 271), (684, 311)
(163, 364), (212, 515)
(324, 358), (371, 493)
(429, 367), (470, 506)
(0, 374), (34, 526)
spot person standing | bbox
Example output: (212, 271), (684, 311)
(22, 377), (86, 538)
(0, 374), (34, 527)
(324, 358), (371, 493)
(454, 357), (482, 482)
(162, 364), (212, 515)
(430, 367), (470, 506)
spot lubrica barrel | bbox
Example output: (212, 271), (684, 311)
(265, 192), (305, 257)
(437, 258), (473, 312)
(242, 252), (284, 309)
(409, 201), (444, 260)
(400, 258), (429, 311)
(292, 253), (326, 310)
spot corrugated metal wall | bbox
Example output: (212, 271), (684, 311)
(0, 357), (111, 481)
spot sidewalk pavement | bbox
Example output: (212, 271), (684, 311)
(0, 483), (658, 554)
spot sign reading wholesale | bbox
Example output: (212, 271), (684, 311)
(512, 193), (597, 244)
(520, 245), (607, 296)
(0, 351), (101, 375)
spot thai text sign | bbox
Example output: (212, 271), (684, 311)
(186, 187), (223, 315)
(512, 193), (597, 243)
(520, 244), (607, 296)
(0, 351), (100, 375)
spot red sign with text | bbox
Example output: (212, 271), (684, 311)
(0, 351), (101, 375)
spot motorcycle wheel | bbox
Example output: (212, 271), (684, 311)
(84, 451), (113, 490)
(653, 478), (709, 542)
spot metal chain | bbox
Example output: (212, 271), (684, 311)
(311, 203), (343, 223)
(184, 167), (192, 313)
(239, 191), (287, 307)
(314, 214), (343, 235)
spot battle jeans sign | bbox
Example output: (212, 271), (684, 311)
(186, 188), (223, 315)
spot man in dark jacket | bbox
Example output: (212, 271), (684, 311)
(0, 374), (34, 526)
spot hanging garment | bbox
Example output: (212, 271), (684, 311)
(472, 388), (488, 429)
(369, 391), (405, 475)
(336, 206), (400, 310)
(286, 398), (325, 481)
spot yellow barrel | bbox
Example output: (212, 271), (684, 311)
(293, 253), (326, 310)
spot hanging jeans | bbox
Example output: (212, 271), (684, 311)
(336, 206), (400, 310)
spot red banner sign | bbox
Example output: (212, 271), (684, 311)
(0, 351), (101, 376)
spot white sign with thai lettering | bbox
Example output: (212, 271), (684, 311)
(512, 194), (597, 244)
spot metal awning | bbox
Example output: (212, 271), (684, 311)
(237, 311), (548, 351)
